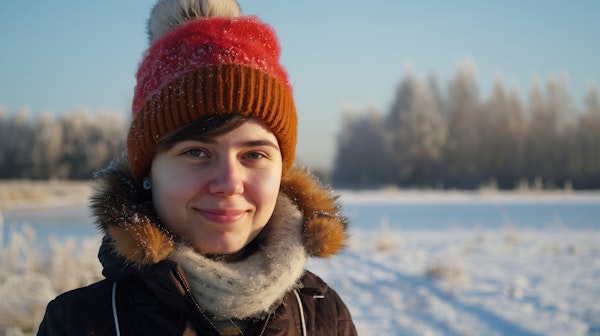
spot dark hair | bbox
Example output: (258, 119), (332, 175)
(157, 114), (249, 152)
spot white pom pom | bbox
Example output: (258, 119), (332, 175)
(148, 0), (242, 43)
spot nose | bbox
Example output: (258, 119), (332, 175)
(207, 156), (244, 196)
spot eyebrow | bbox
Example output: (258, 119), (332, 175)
(175, 138), (280, 150)
(241, 139), (280, 150)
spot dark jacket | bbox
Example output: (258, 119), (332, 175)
(38, 264), (354, 335)
(38, 159), (357, 335)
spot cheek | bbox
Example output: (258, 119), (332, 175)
(152, 158), (199, 196)
(254, 173), (281, 212)
(150, 164), (197, 228)
(151, 180), (180, 230)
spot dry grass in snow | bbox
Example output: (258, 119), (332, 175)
(0, 216), (102, 335)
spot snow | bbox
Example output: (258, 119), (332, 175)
(308, 228), (599, 335)
(1, 187), (599, 335)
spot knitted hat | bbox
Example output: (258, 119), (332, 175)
(127, 0), (297, 180)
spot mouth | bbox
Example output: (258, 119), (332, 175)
(195, 208), (247, 224)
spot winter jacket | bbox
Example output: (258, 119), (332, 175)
(38, 158), (357, 335)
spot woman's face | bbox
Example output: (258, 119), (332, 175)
(150, 118), (282, 255)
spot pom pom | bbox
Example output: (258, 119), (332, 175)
(148, 0), (242, 43)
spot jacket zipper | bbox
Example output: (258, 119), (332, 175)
(173, 269), (271, 336)
(173, 269), (221, 334)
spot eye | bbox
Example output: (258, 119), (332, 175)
(243, 151), (266, 160)
(184, 148), (208, 158)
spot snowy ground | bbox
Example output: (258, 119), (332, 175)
(309, 228), (600, 336)
(0, 185), (599, 335)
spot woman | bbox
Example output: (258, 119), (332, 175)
(38, 0), (356, 335)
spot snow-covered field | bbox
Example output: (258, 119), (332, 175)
(311, 228), (599, 336)
(1, 184), (599, 335)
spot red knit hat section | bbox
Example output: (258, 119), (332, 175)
(133, 16), (291, 114)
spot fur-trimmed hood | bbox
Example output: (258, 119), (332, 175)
(90, 156), (348, 275)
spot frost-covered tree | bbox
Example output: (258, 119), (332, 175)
(479, 76), (526, 188)
(59, 109), (94, 179)
(577, 84), (600, 187)
(387, 74), (446, 186)
(0, 108), (127, 179)
(386, 71), (417, 184)
(95, 110), (127, 158)
(330, 60), (599, 189)
(546, 74), (573, 134)
(332, 106), (393, 188)
(524, 77), (546, 180)
(58, 109), (127, 179)
(443, 58), (482, 187)
(0, 109), (34, 178)
(505, 83), (527, 183)
(84, 111), (127, 176)
(524, 75), (573, 186)
(0, 107), (7, 175)
(30, 112), (64, 179)
(547, 75), (576, 186)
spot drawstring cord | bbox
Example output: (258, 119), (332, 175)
(292, 289), (307, 336)
(112, 281), (121, 336)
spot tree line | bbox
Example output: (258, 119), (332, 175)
(332, 59), (600, 190)
(0, 108), (126, 180)
(1, 59), (599, 189)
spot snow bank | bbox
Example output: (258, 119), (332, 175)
(338, 188), (600, 205)
(0, 180), (91, 211)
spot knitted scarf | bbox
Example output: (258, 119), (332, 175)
(168, 194), (307, 320)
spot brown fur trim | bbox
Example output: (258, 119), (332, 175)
(281, 168), (348, 257)
(303, 216), (346, 258)
(90, 156), (173, 267)
(108, 223), (173, 265)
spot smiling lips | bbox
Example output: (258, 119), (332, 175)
(196, 208), (247, 224)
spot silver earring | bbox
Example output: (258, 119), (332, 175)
(142, 179), (152, 190)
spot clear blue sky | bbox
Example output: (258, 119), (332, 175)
(1, 1), (599, 169)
